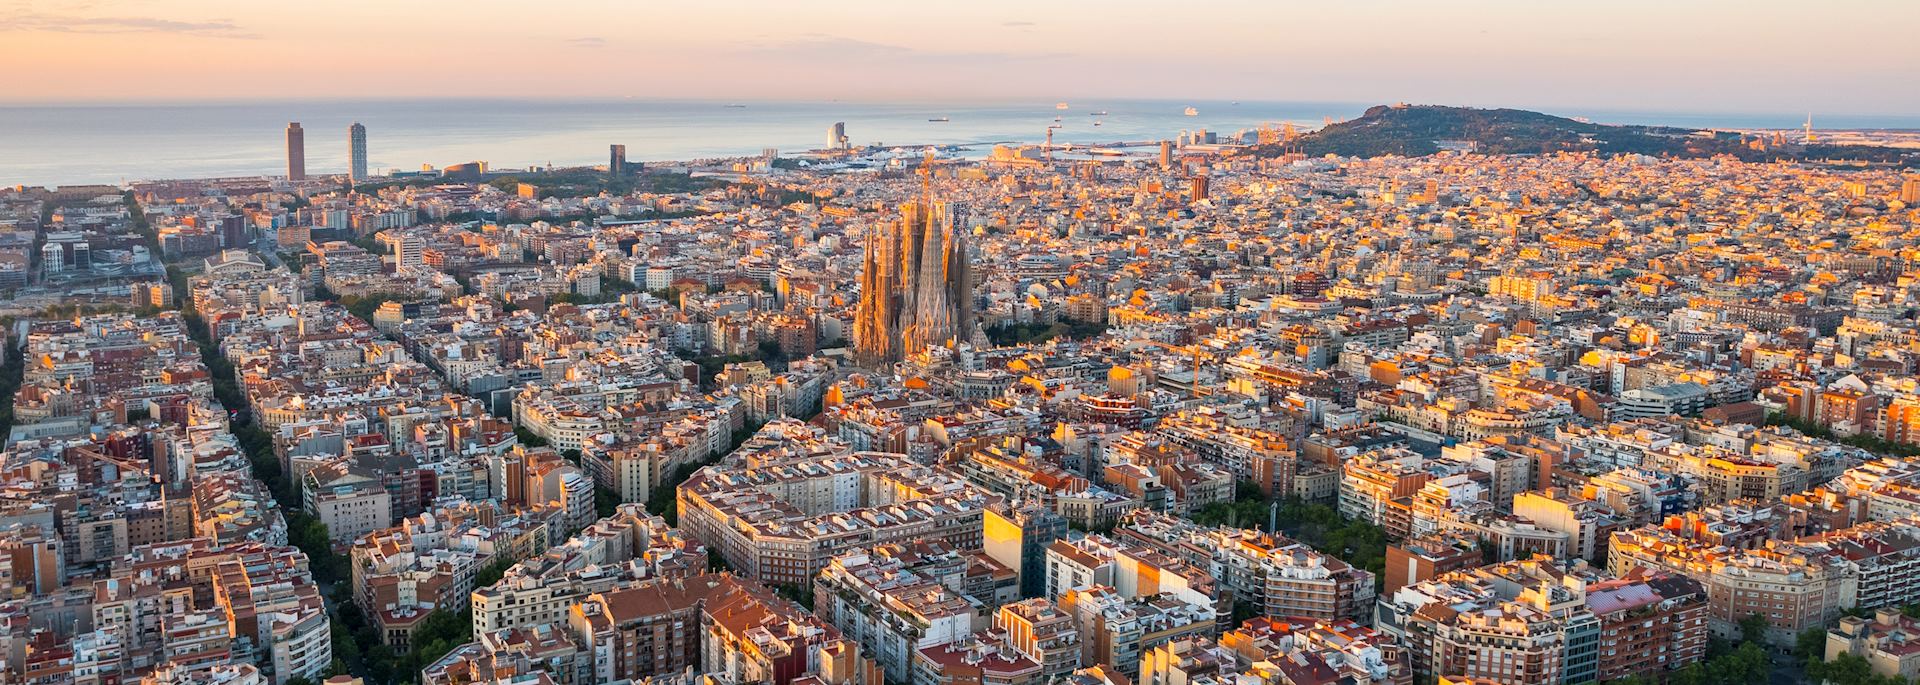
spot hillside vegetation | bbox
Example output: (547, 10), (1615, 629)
(1261, 104), (1917, 165)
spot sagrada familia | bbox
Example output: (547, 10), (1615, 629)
(853, 199), (975, 367)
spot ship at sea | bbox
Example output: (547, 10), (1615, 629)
(1089, 110), (1108, 116)
(928, 117), (949, 122)
(1055, 102), (1070, 110)
(1184, 106), (1199, 116)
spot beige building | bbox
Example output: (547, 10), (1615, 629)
(996, 599), (1082, 680)
(677, 451), (994, 587)
(1829, 611), (1920, 682)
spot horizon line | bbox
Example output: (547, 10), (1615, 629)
(0, 95), (1915, 123)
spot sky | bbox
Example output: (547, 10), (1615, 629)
(2, 0), (1917, 115)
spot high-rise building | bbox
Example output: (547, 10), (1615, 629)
(286, 122), (306, 181)
(392, 233), (425, 270)
(829, 122), (847, 150)
(609, 144), (627, 176)
(852, 199), (974, 366)
(1158, 140), (1173, 169)
(984, 503), (1067, 599)
(1903, 177), (1920, 205)
(348, 123), (368, 183)
(219, 214), (248, 249)
(1189, 174), (1210, 203)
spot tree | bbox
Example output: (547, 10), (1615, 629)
(513, 426), (549, 448)
(1695, 641), (1770, 685)
(474, 556), (516, 588)
(0, 330), (25, 437)
(329, 620), (362, 674)
(1738, 613), (1772, 646)
(1477, 539), (1500, 565)
(772, 582), (814, 608)
(1667, 664), (1707, 685)
(390, 607), (475, 679)
(758, 340), (785, 365)
(595, 485), (619, 518)
(1797, 627), (1829, 662)
(1811, 652), (1874, 685)
(363, 644), (395, 683)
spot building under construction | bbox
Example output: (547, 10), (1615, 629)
(852, 199), (975, 366)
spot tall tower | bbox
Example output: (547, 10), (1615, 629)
(1158, 140), (1173, 169)
(828, 122), (847, 150)
(285, 122), (306, 181)
(348, 123), (368, 183)
(853, 199), (974, 367)
(609, 144), (627, 176)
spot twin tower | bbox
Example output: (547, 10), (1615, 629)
(853, 200), (975, 367)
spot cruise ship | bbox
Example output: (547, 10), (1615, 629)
(1184, 106), (1199, 116)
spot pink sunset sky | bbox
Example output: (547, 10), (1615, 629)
(3, 0), (1915, 113)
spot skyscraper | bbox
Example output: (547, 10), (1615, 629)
(1159, 140), (1173, 169)
(1903, 177), (1920, 205)
(286, 122), (306, 181)
(828, 122), (847, 150)
(853, 199), (974, 366)
(609, 144), (627, 176)
(348, 123), (368, 183)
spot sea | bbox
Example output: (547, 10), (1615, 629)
(3, 98), (1917, 187)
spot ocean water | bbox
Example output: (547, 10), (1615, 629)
(1, 98), (1915, 187)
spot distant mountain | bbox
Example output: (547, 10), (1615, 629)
(1262, 104), (1918, 165)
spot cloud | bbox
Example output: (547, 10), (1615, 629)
(567, 36), (605, 48)
(3, 11), (258, 38)
(743, 35), (1066, 64)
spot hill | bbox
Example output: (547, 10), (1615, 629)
(1262, 104), (1918, 165)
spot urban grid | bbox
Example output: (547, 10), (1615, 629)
(3, 90), (1920, 685)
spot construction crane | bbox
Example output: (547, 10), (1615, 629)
(917, 149), (963, 200)
(1134, 339), (1212, 398)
